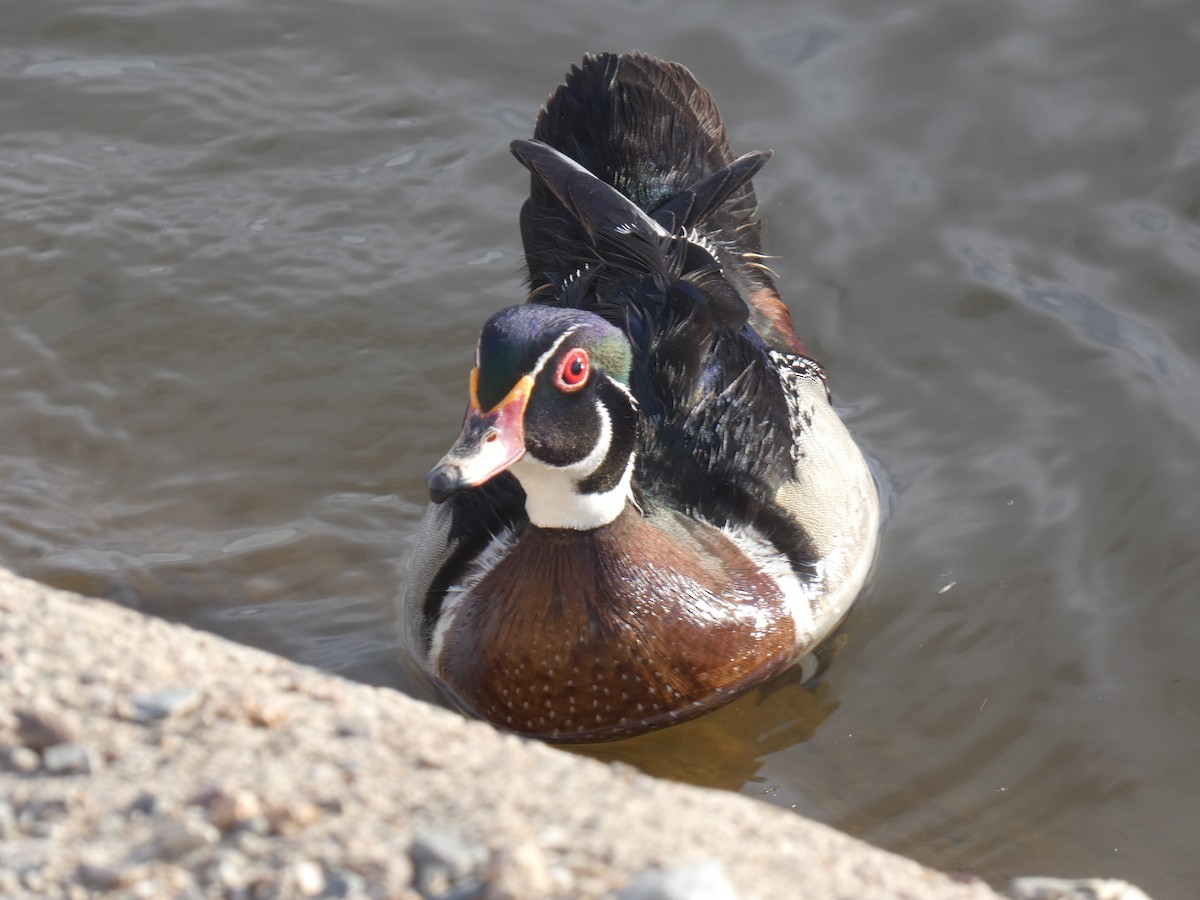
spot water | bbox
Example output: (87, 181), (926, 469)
(3, 1), (1199, 896)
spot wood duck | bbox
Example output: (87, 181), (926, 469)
(401, 52), (879, 743)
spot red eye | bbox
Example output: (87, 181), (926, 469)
(555, 348), (590, 391)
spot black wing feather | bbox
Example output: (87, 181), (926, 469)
(649, 150), (772, 234)
(513, 52), (808, 547)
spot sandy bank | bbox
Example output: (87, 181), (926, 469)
(0, 569), (1151, 899)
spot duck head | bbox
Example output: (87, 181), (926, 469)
(427, 304), (638, 530)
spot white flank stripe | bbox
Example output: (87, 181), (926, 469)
(428, 526), (518, 673)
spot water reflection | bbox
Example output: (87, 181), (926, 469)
(575, 676), (840, 792)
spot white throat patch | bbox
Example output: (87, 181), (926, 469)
(511, 401), (633, 530)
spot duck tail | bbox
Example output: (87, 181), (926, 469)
(515, 52), (804, 354)
(520, 56), (763, 268)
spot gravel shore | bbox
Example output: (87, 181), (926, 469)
(0, 569), (1152, 899)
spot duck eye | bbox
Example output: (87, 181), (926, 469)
(555, 348), (590, 392)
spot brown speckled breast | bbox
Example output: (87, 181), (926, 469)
(435, 506), (796, 741)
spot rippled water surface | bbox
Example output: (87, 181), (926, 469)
(4, 2), (1199, 896)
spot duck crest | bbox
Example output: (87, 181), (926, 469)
(401, 52), (881, 743)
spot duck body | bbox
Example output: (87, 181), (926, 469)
(401, 52), (879, 742)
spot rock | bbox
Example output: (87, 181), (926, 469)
(1008, 877), (1154, 900)
(357, 854), (415, 899)
(78, 860), (130, 891)
(618, 860), (739, 900)
(334, 708), (380, 739)
(127, 792), (159, 817)
(205, 852), (250, 894)
(410, 828), (488, 899)
(484, 837), (554, 900)
(0, 801), (16, 839)
(129, 686), (202, 722)
(147, 818), (220, 861)
(243, 695), (289, 728)
(286, 860), (326, 897)
(95, 811), (130, 837)
(323, 868), (369, 898)
(20, 866), (47, 893)
(234, 827), (272, 856)
(205, 787), (265, 832)
(3, 745), (41, 774)
(42, 742), (92, 775)
(15, 704), (77, 749)
(266, 798), (322, 836)
(21, 796), (71, 833)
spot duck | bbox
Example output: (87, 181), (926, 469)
(400, 51), (879, 743)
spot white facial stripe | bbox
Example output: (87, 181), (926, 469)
(606, 377), (638, 409)
(529, 325), (582, 383)
(472, 324), (581, 397)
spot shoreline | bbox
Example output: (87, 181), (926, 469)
(0, 568), (1149, 898)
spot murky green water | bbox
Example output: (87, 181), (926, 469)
(3, 1), (1199, 896)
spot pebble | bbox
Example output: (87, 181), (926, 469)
(128, 792), (159, 817)
(21, 867), (47, 893)
(206, 854), (249, 894)
(484, 838), (553, 900)
(148, 818), (219, 861)
(78, 861), (129, 891)
(323, 868), (368, 898)
(0, 801), (16, 839)
(355, 853), (414, 899)
(287, 860), (326, 897)
(1009, 877), (1154, 900)
(96, 811), (130, 837)
(243, 695), (289, 727)
(15, 705), (77, 749)
(234, 828), (272, 856)
(23, 796), (71, 828)
(206, 787), (265, 832)
(334, 712), (380, 739)
(129, 686), (202, 722)
(266, 798), (322, 835)
(4, 745), (41, 774)
(409, 828), (488, 899)
(618, 860), (738, 900)
(43, 742), (92, 775)
(22, 818), (61, 840)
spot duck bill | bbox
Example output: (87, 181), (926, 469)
(427, 370), (532, 502)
